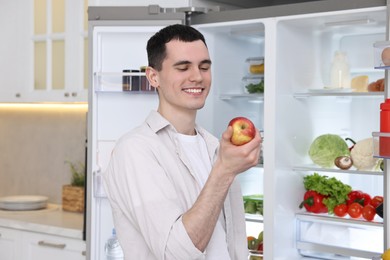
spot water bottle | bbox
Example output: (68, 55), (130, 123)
(105, 228), (124, 260)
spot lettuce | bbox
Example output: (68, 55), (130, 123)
(308, 134), (350, 168)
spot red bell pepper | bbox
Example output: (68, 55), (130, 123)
(299, 190), (328, 213)
(347, 190), (371, 206)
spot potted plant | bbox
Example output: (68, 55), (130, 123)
(62, 160), (85, 213)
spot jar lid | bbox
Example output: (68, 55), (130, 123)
(381, 98), (390, 110)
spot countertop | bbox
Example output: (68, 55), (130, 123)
(0, 204), (84, 240)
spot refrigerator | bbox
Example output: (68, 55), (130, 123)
(86, 1), (389, 259)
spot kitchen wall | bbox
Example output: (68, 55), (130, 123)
(0, 104), (87, 204)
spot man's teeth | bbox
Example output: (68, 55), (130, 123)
(184, 89), (202, 93)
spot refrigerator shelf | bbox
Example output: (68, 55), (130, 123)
(372, 132), (390, 159)
(296, 212), (383, 227)
(293, 165), (383, 176)
(219, 93), (264, 101)
(245, 213), (263, 223)
(293, 91), (384, 99)
(93, 71), (157, 93)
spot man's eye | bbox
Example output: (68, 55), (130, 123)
(176, 66), (188, 71)
(200, 66), (210, 71)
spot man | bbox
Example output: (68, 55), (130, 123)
(103, 24), (262, 260)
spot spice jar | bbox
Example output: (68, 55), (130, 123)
(380, 98), (390, 156)
(122, 69), (140, 91)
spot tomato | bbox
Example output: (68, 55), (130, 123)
(348, 202), (363, 218)
(334, 204), (348, 217)
(362, 204), (376, 221)
(370, 196), (384, 208)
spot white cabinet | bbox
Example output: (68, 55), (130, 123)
(0, 227), (85, 260)
(21, 232), (86, 260)
(0, 227), (22, 260)
(0, 0), (88, 103)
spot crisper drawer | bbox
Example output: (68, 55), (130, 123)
(296, 213), (383, 259)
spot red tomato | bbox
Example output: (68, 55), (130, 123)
(334, 204), (348, 217)
(348, 202), (363, 218)
(362, 204), (376, 221)
(370, 196), (384, 208)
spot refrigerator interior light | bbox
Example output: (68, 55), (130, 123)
(324, 18), (375, 27)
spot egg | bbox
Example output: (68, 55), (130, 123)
(381, 47), (390, 66)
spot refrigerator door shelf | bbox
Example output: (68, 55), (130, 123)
(94, 72), (157, 93)
(373, 132), (390, 159)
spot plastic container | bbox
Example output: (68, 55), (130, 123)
(242, 75), (264, 94)
(329, 51), (351, 89)
(105, 228), (124, 260)
(380, 98), (390, 157)
(245, 57), (264, 75)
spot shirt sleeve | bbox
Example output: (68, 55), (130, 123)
(104, 135), (205, 260)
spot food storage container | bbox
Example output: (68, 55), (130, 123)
(242, 75), (264, 94)
(245, 57), (264, 75)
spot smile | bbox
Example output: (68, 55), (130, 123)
(183, 88), (203, 93)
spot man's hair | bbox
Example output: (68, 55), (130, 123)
(147, 24), (207, 71)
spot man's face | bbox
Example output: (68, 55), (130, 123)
(148, 39), (212, 114)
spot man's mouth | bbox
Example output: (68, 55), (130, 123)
(183, 88), (203, 94)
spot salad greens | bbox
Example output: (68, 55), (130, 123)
(303, 173), (351, 214)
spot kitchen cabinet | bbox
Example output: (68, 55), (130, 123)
(0, 226), (85, 260)
(21, 231), (86, 260)
(0, 0), (88, 103)
(0, 227), (22, 260)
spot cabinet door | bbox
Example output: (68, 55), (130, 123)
(0, 227), (22, 260)
(21, 231), (86, 260)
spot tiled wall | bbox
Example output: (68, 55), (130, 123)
(0, 104), (88, 204)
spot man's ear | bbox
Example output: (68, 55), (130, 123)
(145, 66), (159, 90)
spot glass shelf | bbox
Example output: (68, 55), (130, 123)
(219, 93), (264, 101)
(293, 91), (384, 98)
(296, 212), (383, 227)
(293, 165), (383, 176)
(245, 213), (263, 223)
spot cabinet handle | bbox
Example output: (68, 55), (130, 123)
(38, 240), (66, 249)
(71, 92), (78, 97)
(82, 250), (86, 256)
(15, 93), (21, 98)
(64, 92), (70, 97)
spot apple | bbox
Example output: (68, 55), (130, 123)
(228, 117), (256, 146)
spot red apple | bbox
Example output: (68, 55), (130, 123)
(228, 117), (256, 146)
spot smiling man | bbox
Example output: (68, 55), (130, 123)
(103, 24), (262, 260)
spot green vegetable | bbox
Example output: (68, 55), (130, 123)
(243, 194), (263, 215)
(308, 134), (350, 168)
(245, 81), (264, 93)
(303, 173), (352, 214)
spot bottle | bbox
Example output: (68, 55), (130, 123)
(330, 51), (351, 89)
(380, 98), (390, 157)
(105, 228), (124, 260)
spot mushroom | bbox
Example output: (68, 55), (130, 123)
(334, 156), (353, 170)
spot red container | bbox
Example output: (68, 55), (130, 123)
(380, 98), (390, 156)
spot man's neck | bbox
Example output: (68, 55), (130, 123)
(157, 107), (197, 135)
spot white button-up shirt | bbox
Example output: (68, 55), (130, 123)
(103, 110), (248, 260)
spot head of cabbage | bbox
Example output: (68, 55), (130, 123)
(308, 134), (350, 168)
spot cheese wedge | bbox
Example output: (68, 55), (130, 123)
(351, 75), (369, 92)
